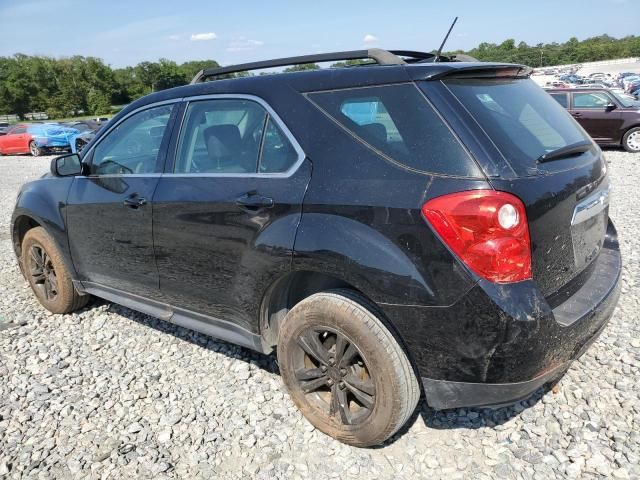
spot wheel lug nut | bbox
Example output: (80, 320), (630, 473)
(340, 368), (347, 376)
(338, 382), (345, 389)
(328, 358), (335, 365)
(320, 365), (327, 372)
(327, 379), (334, 386)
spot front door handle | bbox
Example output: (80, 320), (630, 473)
(123, 195), (147, 209)
(236, 193), (274, 210)
(571, 112), (582, 118)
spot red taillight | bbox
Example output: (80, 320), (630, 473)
(422, 190), (532, 283)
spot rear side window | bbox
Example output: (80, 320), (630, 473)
(549, 93), (568, 108)
(308, 84), (481, 177)
(444, 78), (591, 177)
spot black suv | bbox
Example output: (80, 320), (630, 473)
(12, 49), (621, 447)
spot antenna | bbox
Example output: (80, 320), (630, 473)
(435, 16), (459, 62)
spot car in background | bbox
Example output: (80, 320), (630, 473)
(547, 87), (640, 152)
(622, 76), (640, 90)
(63, 120), (104, 153)
(559, 74), (583, 85)
(628, 82), (640, 97)
(0, 122), (11, 136)
(545, 80), (570, 88)
(0, 123), (78, 156)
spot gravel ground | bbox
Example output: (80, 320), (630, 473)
(0, 151), (639, 480)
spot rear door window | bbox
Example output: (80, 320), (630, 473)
(308, 84), (481, 177)
(443, 78), (592, 177)
(175, 99), (301, 175)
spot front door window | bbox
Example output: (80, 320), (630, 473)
(91, 104), (174, 175)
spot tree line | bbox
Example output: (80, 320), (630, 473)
(449, 34), (640, 68)
(1, 34), (639, 119)
(0, 56), (222, 119)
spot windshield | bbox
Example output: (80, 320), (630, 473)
(444, 78), (594, 177)
(612, 91), (640, 108)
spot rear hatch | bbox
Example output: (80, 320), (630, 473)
(428, 75), (609, 296)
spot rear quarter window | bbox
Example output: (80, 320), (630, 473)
(307, 84), (482, 177)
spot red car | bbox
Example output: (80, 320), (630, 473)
(0, 123), (76, 156)
(0, 124), (37, 155)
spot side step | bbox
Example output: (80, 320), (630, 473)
(78, 281), (268, 353)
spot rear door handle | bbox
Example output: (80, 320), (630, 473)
(123, 195), (147, 209)
(236, 193), (274, 210)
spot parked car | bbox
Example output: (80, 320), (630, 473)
(63, 120), (104, 153)
(0, 123), (78, 156)
(545, 80), (570, 88)
(12, 49), (621, 447)
(628, 82), (640, 97)
(0, 122), (11, 136)
(547, 88), (640, 152)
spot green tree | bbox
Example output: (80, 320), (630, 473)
(283, 63), (320, 72)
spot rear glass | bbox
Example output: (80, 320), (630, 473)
(308, 84), (481, 177)
(444, 78), (591, 177)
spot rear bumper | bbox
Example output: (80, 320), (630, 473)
(422, 362), (569, 410)
(382, 219), (622, 410)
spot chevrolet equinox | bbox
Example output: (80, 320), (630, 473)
(11, 49), (622, 447)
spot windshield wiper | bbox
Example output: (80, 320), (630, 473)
(537, 140), (593, 164)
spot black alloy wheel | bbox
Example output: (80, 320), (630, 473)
(28, 244), (58, 301)
(293, 328), (375, 425)
(277, 290), (420, 447)
(22, 226), (89, 314)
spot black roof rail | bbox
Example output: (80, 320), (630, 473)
(190, 48), (408, 84)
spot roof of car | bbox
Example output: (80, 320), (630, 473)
(122, 60), (529, 117)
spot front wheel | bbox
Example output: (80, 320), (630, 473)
(277, 290), (420, 447)
(22, 227), (89, 314)
(29, 141), (42, 157)
(622, 127), (640, 153)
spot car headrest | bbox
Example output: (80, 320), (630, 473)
(203, 124), (242, 160)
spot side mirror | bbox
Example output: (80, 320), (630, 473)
(605, 103), (617, 112)
(51, 153), (83, 177)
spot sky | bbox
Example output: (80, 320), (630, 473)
(0, 0), (638, 68)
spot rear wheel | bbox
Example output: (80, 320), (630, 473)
(622, 127), (640, 153)
(29, 141), (42, 157)
(277, 290), (420, 447)
(22, 227), (89, 314)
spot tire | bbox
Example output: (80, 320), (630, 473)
(622, 127), (640, 153)
(29, 141), (42, 157)
(277, 290), (420, 447)
(22, 227), (89, 314)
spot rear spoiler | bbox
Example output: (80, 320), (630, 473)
(425, 64), (533, 80)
